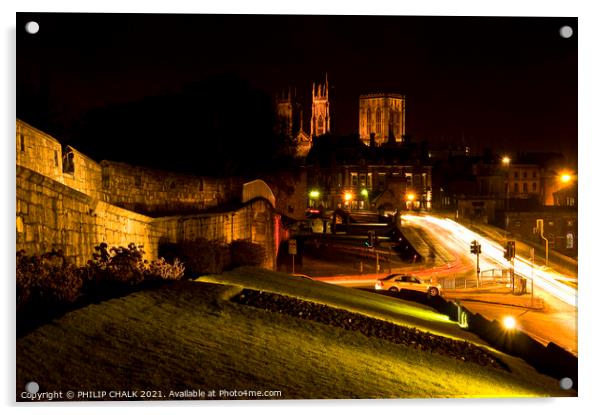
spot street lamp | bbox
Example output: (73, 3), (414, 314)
(502, 156), (511, 240)
(344, 192), (353, 202)
(406, 192), (416, 211)
(360, 188), (369, 197)
(502, 316), (517, 330)
(309, 190), (320, 199)
(560, 173), (572, 184)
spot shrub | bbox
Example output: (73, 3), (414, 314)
(230, 239), (266, 268)
(16, 250), (83, 311)
(145, 257), (185, 281)
(84, 242), (185, 291)
(84, 243), (146, 290)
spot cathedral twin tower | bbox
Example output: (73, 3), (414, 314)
(276, 73), (406, 156)
(276, 74), (330, 157)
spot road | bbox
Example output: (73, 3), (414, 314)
(303, 211), (578, 355)
(399, 214), (577, 355)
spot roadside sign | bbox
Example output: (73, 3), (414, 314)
(288, 239), (297, 255)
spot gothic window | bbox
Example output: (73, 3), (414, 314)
(532, 182), (537, 192)
(318, 115), (324, 134)
(522, 182), (528, 192)
(366, 108), (372, 133)
(54, 150), (59, 167)
(376, 108), (381, 134)
(514, 183), (519, 192)
(20, 134), (25, 151)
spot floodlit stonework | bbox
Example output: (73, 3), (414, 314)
(359, 93), (406, 146)
(15, 119), (280, 269)
(310, 74), (331, 137)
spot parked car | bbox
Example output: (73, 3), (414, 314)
(374, 274), (442, 297)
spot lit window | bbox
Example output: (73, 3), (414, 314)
(566, 233), (574, 249)
(359, 173), (366, 187)
(351, 173), (358, 186)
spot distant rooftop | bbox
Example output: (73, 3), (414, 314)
(359, 93), (405, 99)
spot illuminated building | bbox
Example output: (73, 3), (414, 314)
(359, 93), (406, 146)
(310, 74), (331, 137)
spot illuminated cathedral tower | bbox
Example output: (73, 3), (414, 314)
(275, 86), (311, 157)
(310, 74), (331, 137)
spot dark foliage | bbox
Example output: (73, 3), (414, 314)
(230, 239), (267, 268)
(68, 74), (298, 177)
(16, 250), (83, 312)
(17, 244), (184, 314)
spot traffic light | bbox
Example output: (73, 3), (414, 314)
(504, 241), (516, 261)
(470, 240), (481, 255)
(365, 231), (374, 248)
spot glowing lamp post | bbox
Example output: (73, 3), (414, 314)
(502, 156), (511, 239)
(406, 192), (416, 210)
(343, 191), (353, 209)
(502, 316), (517, 330)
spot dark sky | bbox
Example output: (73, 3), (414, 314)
(17, 13), (577, 164)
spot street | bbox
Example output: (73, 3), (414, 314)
(296, 211), (578, 355)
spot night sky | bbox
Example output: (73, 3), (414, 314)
(17, 13), (577, 165)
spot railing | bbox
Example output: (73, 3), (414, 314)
(439, 270), (511, 290)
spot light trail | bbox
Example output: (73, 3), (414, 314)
(402, 214), (577, 308)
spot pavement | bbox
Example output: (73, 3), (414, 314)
(444, 286), (577, 356)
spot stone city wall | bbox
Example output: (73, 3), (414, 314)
(17, 165), (278, 269)
(100, 161), (243, 216)
(17, 165), (155, 266)
(16, 119), (243, 216)
(16, 121), (64, 182)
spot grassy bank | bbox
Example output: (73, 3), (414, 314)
(17, 268), (573, 399)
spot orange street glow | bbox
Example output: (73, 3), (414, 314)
(344, 192), (353, 202)
(406, 193), (416, 201)
(502, 316), (517, 330)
